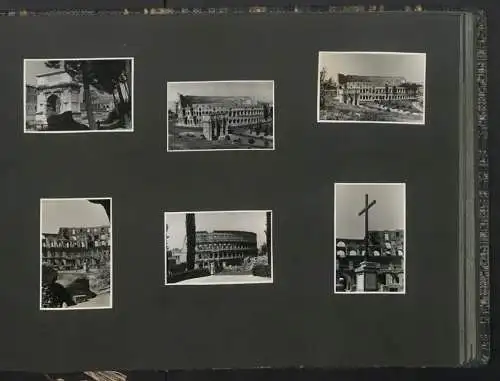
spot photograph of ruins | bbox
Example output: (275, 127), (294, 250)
(318, 52), (426, 124)
(167, 81), (274, 151)
(165, 210), (273, 285)
(334, 183), (406, 294)
(24, 58), (133, 132)
(40, 198), (112, 310)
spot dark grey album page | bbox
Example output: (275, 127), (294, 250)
(0, 13), (461, 370)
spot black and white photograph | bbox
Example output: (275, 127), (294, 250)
(24, 58), (133, 133)
(334, 183), (406, 294)
(165, 210), (273, 285)
(44, 371), (128, 381)
(40, 198), (112, 310)
(167, 81), (274, 151)
(318, 52), (426, 124)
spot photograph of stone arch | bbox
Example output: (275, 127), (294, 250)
(40, 197), (112, 310)
(165, 210), (273, 285)
(167, 81), (274, 151)
(318, 52), (426, 124)
(24, 58), (133, 133)
(334, 183), (406, 294)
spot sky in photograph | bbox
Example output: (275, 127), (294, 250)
(335, 184), (405, 239)
(25, 60), (62, 86)
(41, 199), (110, 234)
(167, 81), (274, 110)
(320, 52), (426, 84)
(165, 211), (268, 249)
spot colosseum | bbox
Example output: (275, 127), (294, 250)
(41, 225), (111, 271)
(174, 94), (273, 128)
(334, 73), (423, 106)
(194, 230), (258, 270)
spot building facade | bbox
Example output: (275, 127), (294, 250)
(194, 230), (258, 270)
(80, 89), (115, 113)
(33, 71), (115, 130)
(41, 225), (111, 272)
(336, 229), (404, 292)
(174, 94), (273, 130)
(35, 70), (82, 129)
(333, 73), (423, 106)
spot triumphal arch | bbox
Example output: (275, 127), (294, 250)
(35, 70), (82, 129)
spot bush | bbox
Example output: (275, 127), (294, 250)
(252, 264), (271, 278)
(248, 138), (255, 144)
(169, 263), (187, 275)
(168, 268), (211, 283)
(89, 267), (111, 292)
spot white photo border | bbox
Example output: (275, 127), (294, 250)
(333, 182), (407, 295)
(164, 209), (274, 286)
(317, 51), (426, 125)
(166, 80), (275, 152)
(39, 197), (113, 311)
(24, 57), (135, 134)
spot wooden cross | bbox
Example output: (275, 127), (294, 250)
(358, 194), (376, 260)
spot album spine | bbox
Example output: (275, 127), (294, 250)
(474, 9), (490, 366)
(457, 9), (489, 366)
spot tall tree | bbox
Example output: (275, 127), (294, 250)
(266, 211), (272, 266)
(319, 67), (330, 108)
(186, 213), (196, 270)
(79, 61), (97, 129)
(45, 60), (96, 129)
(45, 59), (132, 129)
(263, 103), (270, 121)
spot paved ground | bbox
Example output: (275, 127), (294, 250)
(168, 125), (273, 150)
(176, 274), (272, 285)
(72, 291), (111, 309)
(320, 101), (423, 122)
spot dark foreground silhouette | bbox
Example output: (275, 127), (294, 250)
(41, 264), (98, 308)
(41, 264), (77, 308)
(46, 112), (90, 131)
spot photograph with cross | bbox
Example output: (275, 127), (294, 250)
(334, 183), (406, 294)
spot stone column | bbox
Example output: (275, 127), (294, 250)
(35, 91), (48, 128)
(355, 261), (379, 292)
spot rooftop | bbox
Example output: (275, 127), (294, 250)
(179, 94), (257, 107)
(197, 230), (257, 235)
(337, 73), (408, 87)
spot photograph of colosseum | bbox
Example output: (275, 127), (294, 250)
(165, 210), (273, 285)
(24, 58), (133, 132)
(318, 52), (426, 124)
(40, 198), (112, 310)
(167, 81), (274, 151)
(334, 183), (406, 294)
